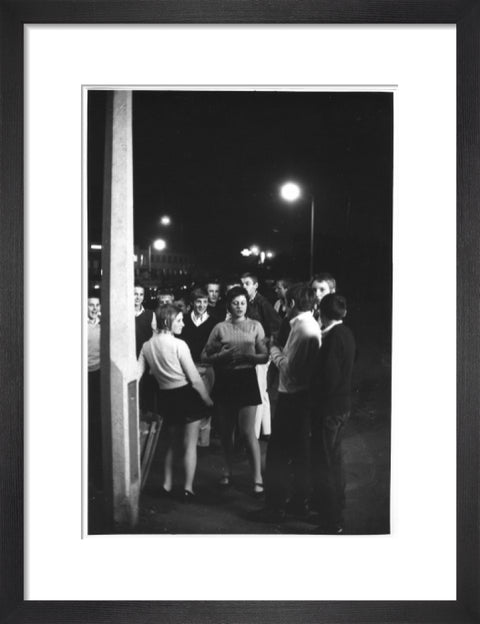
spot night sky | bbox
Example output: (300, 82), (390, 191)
(88, 90), (392, 301)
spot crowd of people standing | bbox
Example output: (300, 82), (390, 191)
(88, 271), (356, 534)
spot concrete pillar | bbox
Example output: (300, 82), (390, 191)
(100, 90), (140, 529)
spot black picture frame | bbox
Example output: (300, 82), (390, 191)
(1, 1), (478, 622)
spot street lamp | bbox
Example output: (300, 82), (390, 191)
(280, 181), (315, 278)
(160, 215), (171, 226)
(148, 238), (167, 275)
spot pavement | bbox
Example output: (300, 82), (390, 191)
(90, 377), (390, 535)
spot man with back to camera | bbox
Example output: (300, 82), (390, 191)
(252, 283), (321, 522)
(240, 272), (281, 439)
(310, 293), (356, 534)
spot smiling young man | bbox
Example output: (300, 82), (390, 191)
(180, 288), (218, 364)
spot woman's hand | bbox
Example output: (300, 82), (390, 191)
(217, 345), (239, 363)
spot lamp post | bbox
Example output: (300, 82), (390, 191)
(280, 182), (315, 278)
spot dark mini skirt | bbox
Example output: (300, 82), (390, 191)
(158, 384), (206, 426)
(213, 366), (261, 407)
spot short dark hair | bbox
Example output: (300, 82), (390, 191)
(310, 272), (336, 291)
(319, 293), (347, 321)
(156, 303), (182, 331)
(225, 286), (249, 310)
(240, 272), (258, 284)
(190, 287), (208, 302)
(286, 283), (316, 312)
(134, 282), (145, 291)
(88, 289), (101, 300)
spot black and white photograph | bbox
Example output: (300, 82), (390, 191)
(2, 4), (477, 620)
(87, 88), (393, 536)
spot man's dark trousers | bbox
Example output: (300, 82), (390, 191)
(265, 391), (311, 512)
(310, 409), (350, 525)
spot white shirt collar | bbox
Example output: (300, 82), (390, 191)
(321, 319), (343, 335)
(134, 305), (145, 317)
(289, 310), (314, 326)
(191, 310), (209, 326)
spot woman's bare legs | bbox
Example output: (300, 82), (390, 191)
(218, 404), (237, 481)
(238, 405), (263, 489)
(183, 420), (201, 493)
(163, 425), (176, 491)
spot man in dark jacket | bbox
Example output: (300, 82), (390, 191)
(310, 293), (356, 534)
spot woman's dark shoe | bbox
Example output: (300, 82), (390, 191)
(219, 474), (232, 487)
(159, 487), (173, 498)
(253, 482), (265, 497)
(183, 489), (196, 502)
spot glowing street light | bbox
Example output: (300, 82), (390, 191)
(250, 245), (260, 256)
(153, 238), (166, 251)
(148, 238), (167, 274)
(280, 181), (316, 278)
(160, 215), (171, 226)
(280, 181), (302, 202)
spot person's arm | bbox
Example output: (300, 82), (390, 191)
(269, 343), (288, 375)
(270, 329), (321, 381)
(151, 312), (157, 333)
(318, 333), (343, 393)
(178, 342), (213, 406)
(137, 345), (147, 379)
(252, 323), (269, 364)
(288, 333), (321, 384)
(201, 325), (237, 365)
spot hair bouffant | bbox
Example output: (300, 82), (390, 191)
(225, 286), (249, 311)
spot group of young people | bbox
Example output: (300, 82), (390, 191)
(88, 271), (356, 533)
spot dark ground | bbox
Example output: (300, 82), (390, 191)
(90, 310), (391, 535)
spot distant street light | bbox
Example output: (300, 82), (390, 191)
(240, 246), (275, 264)
(153, 238), (166, 251)
(280, 181), (316, 278)
(160, 215), (171, 226)
(148, 238), (167, 275)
